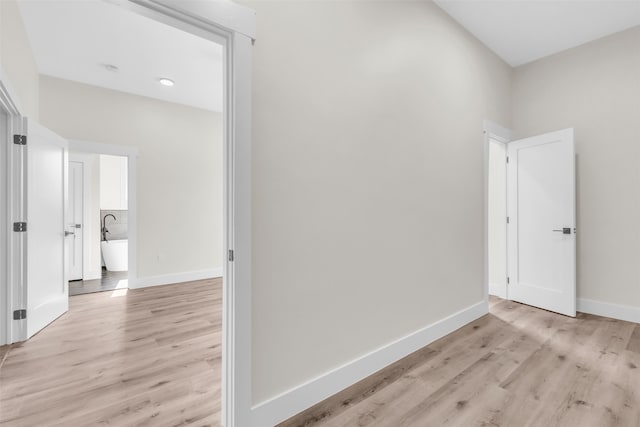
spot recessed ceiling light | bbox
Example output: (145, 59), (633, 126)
(103, 64), (119, 72)
(159, 78), (174, 87)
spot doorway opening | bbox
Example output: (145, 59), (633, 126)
(3, 0), (254, 424)
(484, 122), (577, 317)
(483, 120), (511, 303)
(67, 152), (130, 296)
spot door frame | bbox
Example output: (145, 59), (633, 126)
(487, 138), (508, 299)
(0, 107), (7, 347)
(483, 120), (512, 304)
(68, 140), (138, 286)
(1, 66), (26, 346)
(99, 2), (255, 426)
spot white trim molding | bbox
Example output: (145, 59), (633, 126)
(131, 268), (223, 289)
(1, 65), (25, 346)
(483, 119), (512, 143)
(0, 65), (24, 116)
(251, 300), (489, 426)
(137, 0), (257, 40)
(578, 298), (640, 324)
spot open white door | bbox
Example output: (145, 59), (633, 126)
(507, 128), (576, 317)
(26, 120), (69, 338)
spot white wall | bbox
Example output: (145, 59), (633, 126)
(100, 154), (128, 210)
(39, 76), (224, 282)
(69, 152), (102, 280)
(242, 0), (512, 404)
(512, 27), (640, 313)
(0, 0), (39, 119)
(488, 139), (507, 296)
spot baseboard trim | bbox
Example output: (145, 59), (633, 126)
(130, 268), (223, 289)
(577, 298), (640, 324)
(250, 300), (489, 426)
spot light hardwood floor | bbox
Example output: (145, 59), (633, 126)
(280, 297), (640, 427)
(0, 278), (222, 426)
(1, 284), (639, 427)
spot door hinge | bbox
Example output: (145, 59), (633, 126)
(13, 134), (26, 145)
(507, 277), (510, 285)
(228, 250), (234, 262)
(506, 156), (509, 163)
(13, 309), (27, 320)
(13, 222), (27, 232)
(507, 216), (510, 224)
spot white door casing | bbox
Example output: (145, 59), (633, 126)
(68, 161), (83, 281)
(0, 110), (8, 346)
(2, 67), (26, 345)
(507, 128), (576, 317)
(102, 1), (254, 425)
(26, 119), (69, 338)
(488, 138), (508, 299)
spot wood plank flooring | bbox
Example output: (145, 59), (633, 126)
(1, 284), (639, 427)
(0, 278), (222, 427)
(280, 297), (640, 427)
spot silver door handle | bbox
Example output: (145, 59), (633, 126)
(65, 231), (75, 237)
(552, 228), (571, 234)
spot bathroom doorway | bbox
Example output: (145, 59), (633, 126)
(66, 143), (137, 297)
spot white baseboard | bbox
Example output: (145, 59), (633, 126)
(130, 268), (223, 289)
(577, 298), (640, 324)
(250, 300), (489, 426)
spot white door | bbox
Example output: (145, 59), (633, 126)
(68, 161), (83, 281)
(507, 128), (576, 317)
(26, 120), (69, 338)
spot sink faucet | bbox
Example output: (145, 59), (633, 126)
(102, 214), (116, 241)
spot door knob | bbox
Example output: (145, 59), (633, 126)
(552, 228), (571, 235)
(65, 231), (75, 237)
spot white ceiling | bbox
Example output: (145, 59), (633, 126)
(434, 0), (640, 67)
(18, 0), (223, 112)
